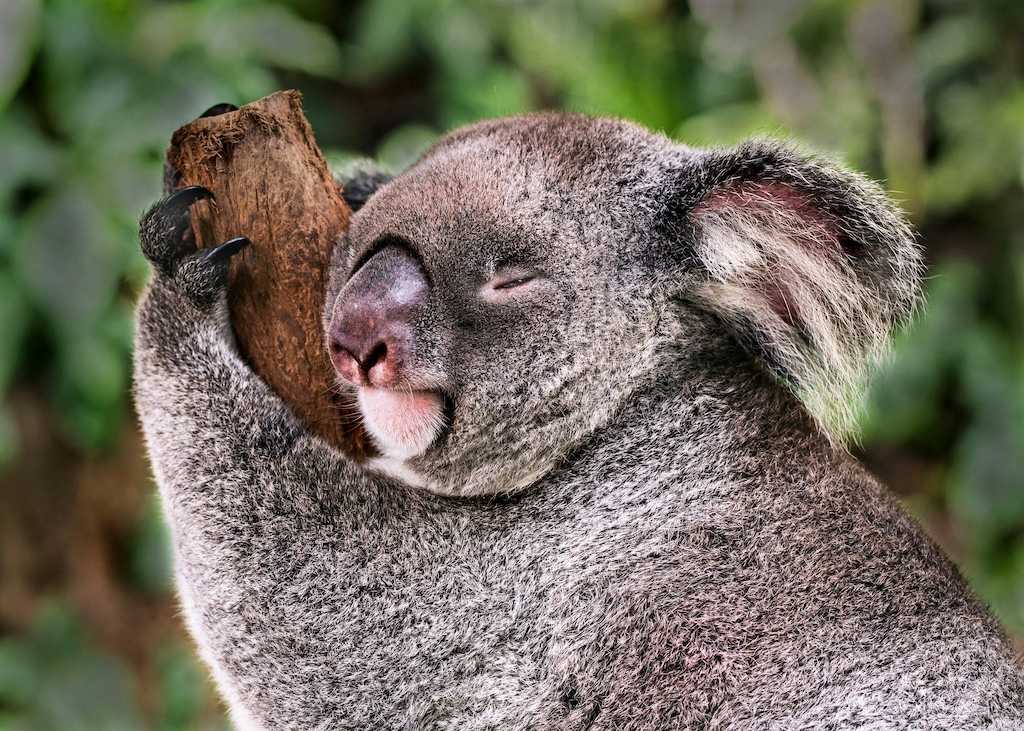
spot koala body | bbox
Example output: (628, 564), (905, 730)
(134, 114), (1024, 729)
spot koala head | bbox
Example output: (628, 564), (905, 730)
(324, 114), (921, 496)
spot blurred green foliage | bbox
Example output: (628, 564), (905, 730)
(0, 603), (226, 731)
(1, 0), (1022, 727)
(0, 605), (143, 731)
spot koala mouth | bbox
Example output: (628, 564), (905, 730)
(357, 387), (446, 460)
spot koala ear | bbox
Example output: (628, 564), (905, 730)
(335, 159), (393, 212)
(681, 141), (922, 442)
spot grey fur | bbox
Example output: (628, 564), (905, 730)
(134, 113), (1024, 729)
(336, 158), (394, 212)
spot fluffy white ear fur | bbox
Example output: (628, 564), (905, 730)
(690, 147), (921, 443)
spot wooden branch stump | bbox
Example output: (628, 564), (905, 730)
(165, 90), (371, 459)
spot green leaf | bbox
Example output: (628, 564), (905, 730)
(0, 108), (61, 204)
(0, 270), (30, 394)
(949, 329), (1024, 535)
(128, 493), (173, 594)
(0, 0), (41, 112)
(344, 0), (421, 81)
(229, 4), (343, 76)
(13, 186), (121, 333)
(0, 636), (39, 706)
(0, 604), (145, 731)
(861, 263), (981, 444)
(375, 125), (440, 172)
(924, 84), (1024, 212)
(155, 643), (215, 730)
(439, 64), (533, 128)
(0, 405), (17, 467)
(52, 331), (129, 451)
(917, 14), (995, 90)
(676, 103), (788, 148)
(137, 2), (343, 77)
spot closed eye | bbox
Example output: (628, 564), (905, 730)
(493, 275), (535, 290)
(480, 269), (546, 301)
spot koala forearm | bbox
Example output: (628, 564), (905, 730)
(134, 282), (370, 530)
(137, 283), (289, 470)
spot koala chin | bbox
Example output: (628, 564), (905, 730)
(135, 112), (1024, 729)
(357, 388), (444, 460)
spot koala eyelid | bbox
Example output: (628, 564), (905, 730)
(492, 274), (536, 290)
(480, 268), (546, 301)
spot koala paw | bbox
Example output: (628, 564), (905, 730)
(139, 186), (249, 308)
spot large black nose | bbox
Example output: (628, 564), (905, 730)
(328, 246), (428, 387)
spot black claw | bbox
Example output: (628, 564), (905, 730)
(165, 185), (214, 211)
(139, 187), (215, 272)
(200, 102), (239, 118)
(204, 236), (250, 262)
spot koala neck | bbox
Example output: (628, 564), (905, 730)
(558, 310), (830, 495)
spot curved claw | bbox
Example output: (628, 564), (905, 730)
(139, 186), (216, 275)
(200, 102), (239, 118)
(204, 236), (250, 262)
(165, 185), (214, 211)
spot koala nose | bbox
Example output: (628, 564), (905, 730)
(328, 245), (427, 388)
(331, 330), (392, 386)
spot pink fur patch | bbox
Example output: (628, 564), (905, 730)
(358, 388), (445, 460)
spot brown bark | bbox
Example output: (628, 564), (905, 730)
(165, 90), (370, 458)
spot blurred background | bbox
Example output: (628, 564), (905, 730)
(0, 0), (1022, 727)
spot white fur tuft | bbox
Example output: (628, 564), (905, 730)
(692, 175), (920, 443)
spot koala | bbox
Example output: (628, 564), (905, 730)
(134, 111), (1024, 730)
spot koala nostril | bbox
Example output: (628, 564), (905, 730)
(362, 341), (388, 374)
(327, 323), (401, 387)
